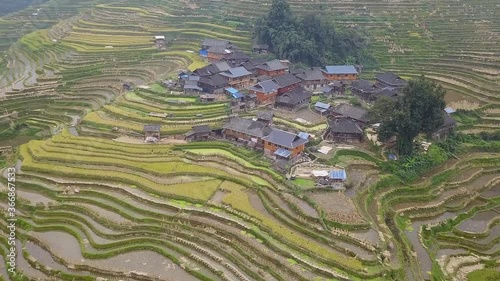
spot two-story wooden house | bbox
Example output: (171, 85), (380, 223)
(295, 67), (329, 91)
(255, 59), (288, 77)
(219, 66), (254, 89)
(321, 65), (358, 81)
(249, 80), (280, 105)
(272, 73), (302, 95)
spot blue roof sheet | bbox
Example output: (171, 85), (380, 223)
(232, 92), (244, 99)
(324, 65), (358, 75)
(199, 49), (208, 57)
(274, 148), (292, 158)
(225, 87), (239, 94)
(315, 102), (331, 109)
(444, 107), (456, 114)
(329, 169), (347, 180)
(298, 132), (310, 139)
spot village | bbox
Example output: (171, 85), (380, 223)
(139, 37), (458, 189)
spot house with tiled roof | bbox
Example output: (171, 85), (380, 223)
(272, 73), (302, 94)
(330, 104), (370, 125)
(295, 67), (329, 91)
(198, 74), (229, 94)
(321, 65), (358, 81)
(375, 72), (408, 88)
(255, 59), (288, 77)
(219, 66), (253, 89)
(249, 80), (280, 105)
(275, 87), (312, 111)
(328, 118), (364, 143)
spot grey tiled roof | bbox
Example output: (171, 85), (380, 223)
(144, 124), (161, 132)
(331, 104), (370, 123)
(276, 87), (312, 106)
(272, 73), (301, 88)
(202, 38), (231, 48)
(219, 66), (252, 78)
(223, 117), (272, 138)
(249, 80), (279, 94)
(351, 79), (375, 92)
(262, 128), (308, 149)
(256, 110), (274, 121)
(376, 72), (408, 87)
(256, 59), (287, 71)
(295, 68), (327, 81)
(192, 125), (211, 133)
(328, 119), (363, 134)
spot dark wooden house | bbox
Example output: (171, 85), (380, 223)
(144, 124), (161, 142)
(328, 119), (363, 143)
(185, 125), (211, 141)
(275, 87), (312, 111)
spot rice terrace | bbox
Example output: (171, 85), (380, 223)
(0, 0), (498, 281)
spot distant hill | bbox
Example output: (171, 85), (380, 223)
(0, 0), (48, 16)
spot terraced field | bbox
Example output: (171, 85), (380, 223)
(0, 0), (499, 280)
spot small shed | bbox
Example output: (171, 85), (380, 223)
(314, 102), (331, 114)
(144, 124), (161, 142)
(329, 169), (347, 182)
(200, 94), (216, 102)
(274, 147), (292, 159)
(256, 111), (274, 125)
(444, 107), (456, 114)
(185, 125), (211, 141)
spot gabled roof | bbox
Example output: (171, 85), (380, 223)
(315, 102), (331, 110)
(323, 65), (358, 75)
(371, 87), (400, 100)
(262, 128), (308, 149)
(272, 73), (301, 88)
(331, 104), (369, 123)
(256, 59), (287, 71)
(298, 132), (310, 139)
(442, 114), (457, 127)
(192, 125), (211, 134)
(219, 66), (252, 78)
(329, 118), (363, 134)
(202, 38), (231, 48)
(225, 87), (240, 95)
(376, 72), (408, 87)
(223, 117), (272, 138)
(213, 61), (231, 72)
(199, 74), (228, 87)
(276, 87), (312, 106)
(209, 46), (232, 54)
(240, 58), (266, 71)
(250, 80), (279, 94)
(224, 51), (250, 61)
(256, 110), (274, 121)
(144, 124), (161, 132)
(351, 79), (375, 92)
(295, 68), (327, 81)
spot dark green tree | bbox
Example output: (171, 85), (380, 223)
(375, 76), (447, 156)
(254, 0), (376, 67)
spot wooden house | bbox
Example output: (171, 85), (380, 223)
(252, 44), (269, 54)
(272, 73), (302, 95)
(219, 66), (254, 89)
(295, 67), (329, 91)
(275, 87), (312, 111)
(321, 65), (358, 81)
(184, 125), (211, 141)
(327, 119), (363, 143)
(249, 80), (280, 105)
(375, 72), (408, 88)
(144, 124), (161, 142)
(330, 104), (370, 126)
(255, 59), (288, 77)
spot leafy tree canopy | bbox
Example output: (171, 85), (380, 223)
(371, 76), (447, 156)
(254, 0), (377, 67)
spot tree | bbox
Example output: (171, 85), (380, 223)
(254, 0), (376, 67)
(374, 76), (446, 156)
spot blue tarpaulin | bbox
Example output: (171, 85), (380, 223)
(328, 169), (347, 181)
(298, 132), (310, 139)
(226, 87), (243, 99)
(274, 148), (292, 158)
(199, 49), (208, 57)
